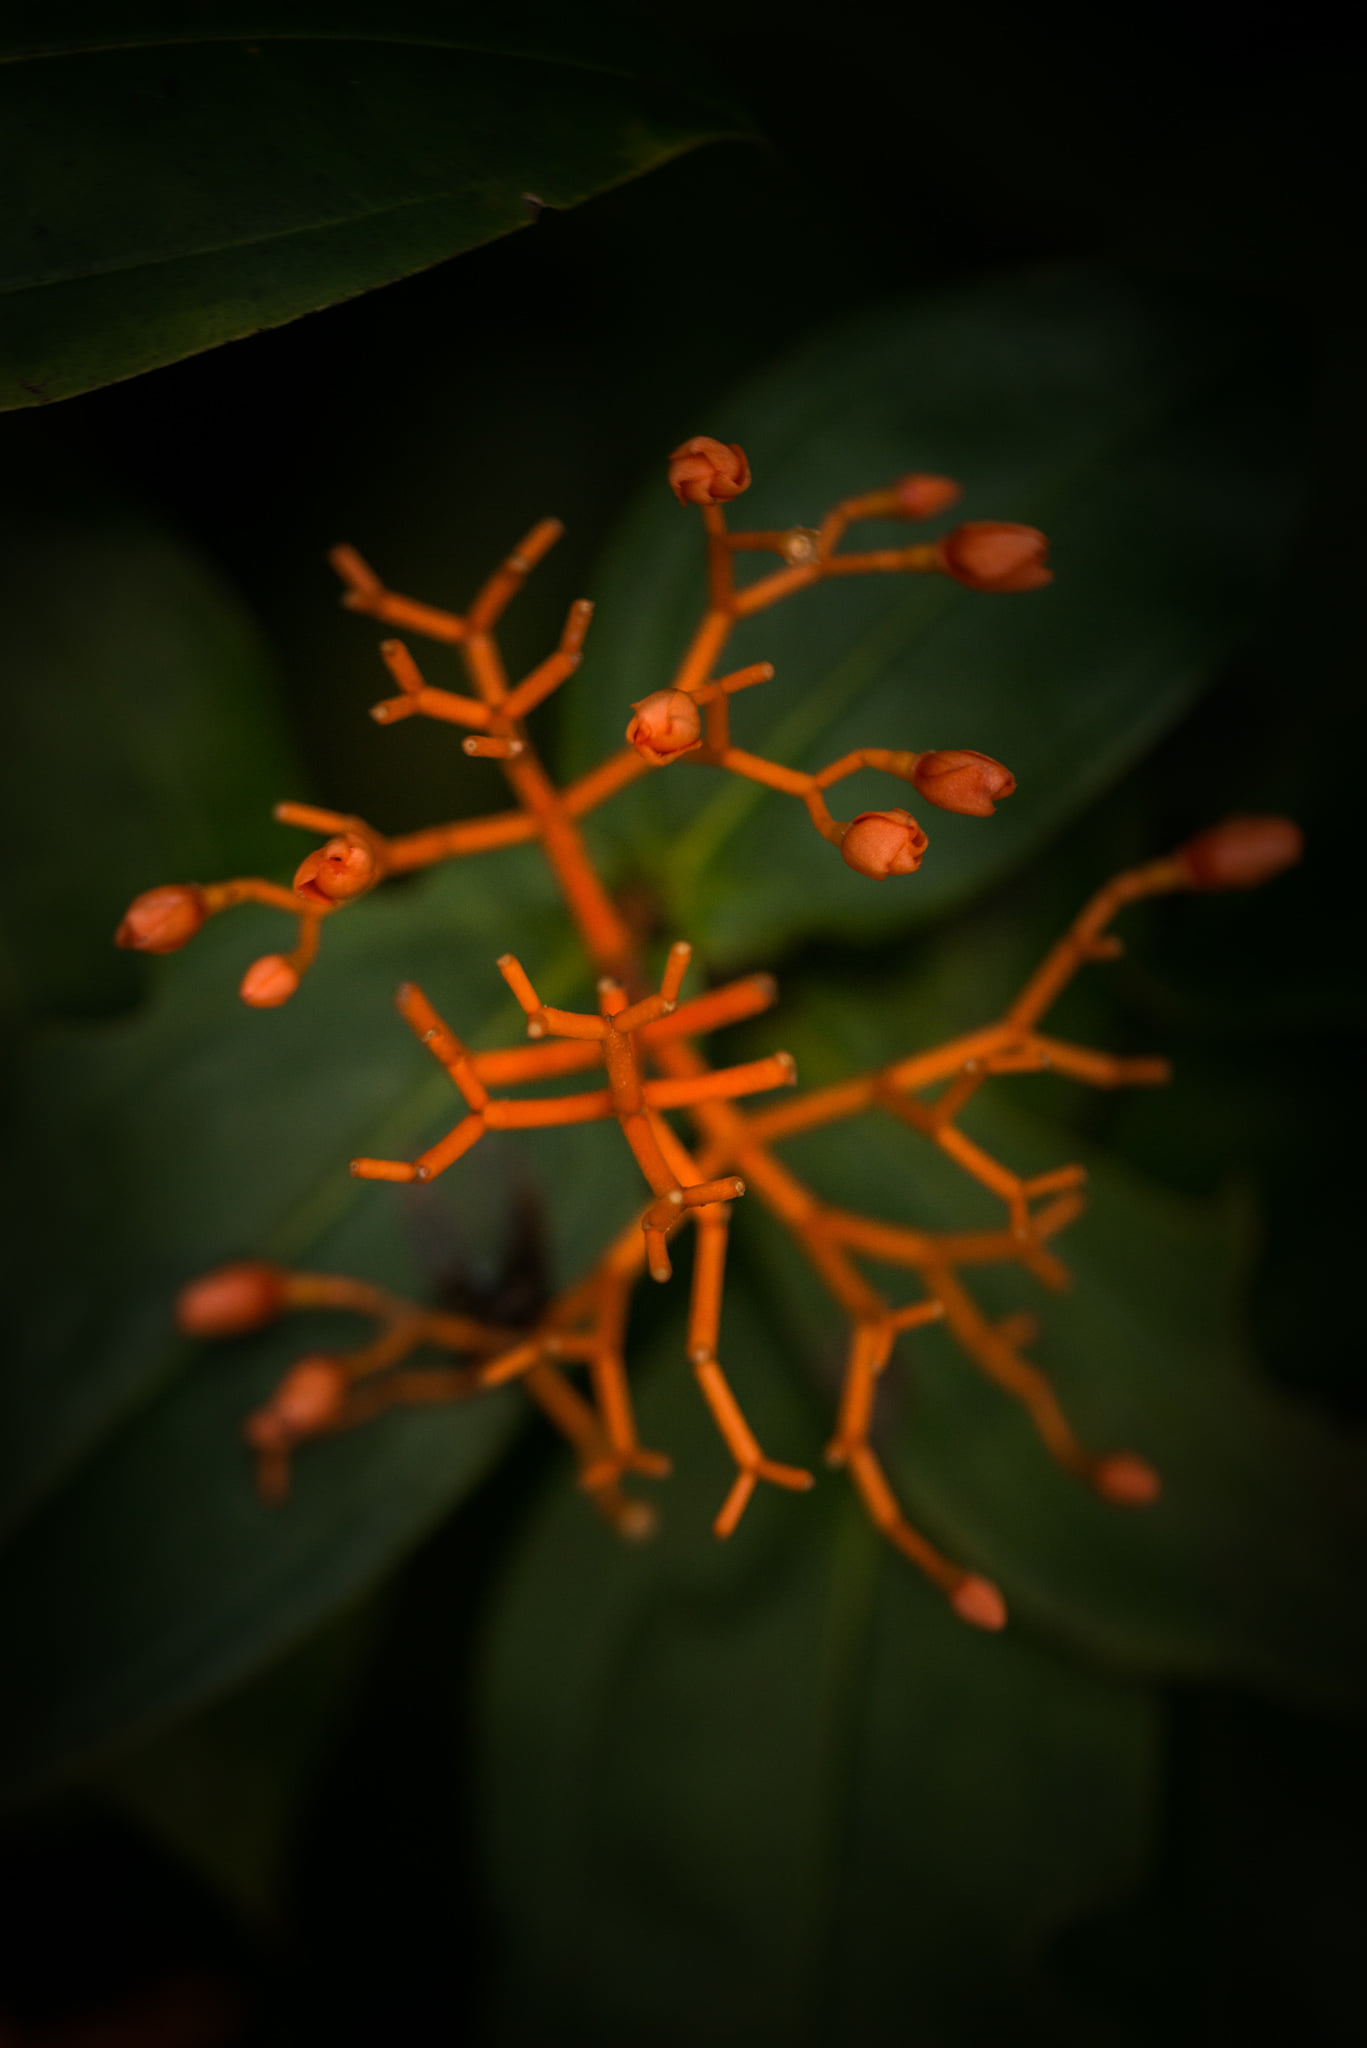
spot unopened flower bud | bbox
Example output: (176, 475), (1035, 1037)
(840, 809), (929, 879)
(1094, 1453), (1162, 1505)
(951, 1576), (1008, 1631)
(240, 953), (299, 1008)
(625, 689), (703, 766)
(1176, 815), (1304, 891)
(115, 883), (206, 954)
(895, 474), (962, 520)
(667, 436), (751, 507)
(244, 1356), (346, 1450)
(293, 831), (378, 907)
(912, 748), (1017, 817)
(177, 1261), (287, 1338)
(937, 522), (1052, 594)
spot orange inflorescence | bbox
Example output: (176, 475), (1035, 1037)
(128, 442), (1302, 1630)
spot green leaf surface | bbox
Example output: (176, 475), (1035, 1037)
(565, 271), (1303, 964)
(0, 1288), (513, 1807)
(0, 850), (661, 1800)
(737, 960), (1367, 1707)
(477, 1279), (1158, 2045)
(94, 1592), (382, 1924)
(0, 453), (297, 1020)
(0, 833), (640, 1510)
(0, 8), (740, 407)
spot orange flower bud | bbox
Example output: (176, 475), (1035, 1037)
(115, 883), (207, 954)
(895, 473), (962, 520)
(1176, 815), (1304, 891)
(1094, 1453), (1162, 1505)
(667, 436), (751, 507)
(293, 831), (378, 907)
(244, 1356), (347, 1450)
(840, 809), (929, 879)
(936, 521), (1052, 594)
(177, 1260), (287, 1338)
(951, 1576), (1008, 1631)
(625, 689), (704, 766)
(240, 953), (300, 1008)
(912, 748), (1017, 817)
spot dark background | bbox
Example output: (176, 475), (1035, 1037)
(1, 4), (1364, 2041)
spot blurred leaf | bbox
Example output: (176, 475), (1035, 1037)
(0, 445), (705, 1809)
(565, 270), (1304, 964)
(0, 453), (297, 1020)
(94, 1592), (382, 1924)
(0, 6), (742, 407)
(0, 851), (650, 1809)
(738, 957), (1367, 1707)
(0, 859), (529, 1521)
(477, 1278), (1158, 2045)
(0, 1289), (513, 1807)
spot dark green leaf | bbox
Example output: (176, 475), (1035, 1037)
(566, 271), (1303, 963)
(0, 8), (741, 406)
(0, 1287), (513, 1806)
(0, 451), (297, 1019)
(94, 1593), (382, 1924)
(0, 845), (628, 1518)
(477, 1279), (1158, 2045)
(0, 850), (650, 1797)
(0, 442), (716, 1808)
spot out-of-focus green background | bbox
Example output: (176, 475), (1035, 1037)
(1, 5), (1363, 2042)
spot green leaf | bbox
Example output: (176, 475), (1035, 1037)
(0, 845), (628, 1509)
(0, 8), (742, 407)
(94, 1592), (383, 1925)
(0, 844), (663, 1798)
(477, 1279), (1158, 2044)
(738, 961), (1367, 1707)
(0, 450), (297, 1019)
(565, 270), (1304, 964)
(0, 1292), (513, 1807)
(0, 441), (713, 1810)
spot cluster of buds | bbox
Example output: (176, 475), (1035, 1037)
(175, 1264), (347, 1464)
(625, 436), (1034, 883)
(124, 435), (1302, 1631)
(113, 433), (1044, 1008)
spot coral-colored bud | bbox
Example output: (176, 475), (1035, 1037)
(625, 689), (704, 766)
(1094, 1453), (1162, 1505)
(912, 748), (1017, 817)
(240, 954), (299, 1008)
(1176, 815), (1304, 891)
(245, 1356), (347, 1450)
(115, 883), (207, 954)
(177, 1261), (287, 1338)
(293, 832), (378, 907)
(895, 473), (962, 520)
(952, 1576), (1008, 1631)
(667, 436), (751, 507)
(937, 522), (1053, 594)
(840, 809), (929, 879)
